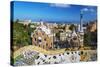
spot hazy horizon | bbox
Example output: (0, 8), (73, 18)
(11, 1), (97, 24)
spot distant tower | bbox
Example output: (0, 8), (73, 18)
(79, 11), (84, 47)
(40, 19), (43, 25)
(80, 11), (83, 32)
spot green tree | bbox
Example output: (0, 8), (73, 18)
(13, 22), (34, 50)
(84, 32), (91, 46)
(15, 19), (19, 23)
(69, 24), (76, 31)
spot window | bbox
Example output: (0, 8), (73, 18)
(51, 43), (52, 45)
(36, 32), (38, 35)
(38, 37), (42, 44)
(73, 37), (77, 40)
(44, 38), (46, 41)
(42, 32), (44, 35)
(38, 39), (42, 42)
(35, 38), (36, 41)
(46, 43), (48, 47)
(38, 39), (42, 44)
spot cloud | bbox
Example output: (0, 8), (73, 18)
(90, 8), (95, 12)
(50, 3), (71, 8)
(81, 8), (89, 12)
(81, 8), (95, 12)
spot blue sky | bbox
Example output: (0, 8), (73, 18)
(11, 1), (97, 23)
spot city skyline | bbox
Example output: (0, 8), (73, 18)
(11, 1), (97, 23)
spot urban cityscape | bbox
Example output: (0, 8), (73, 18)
(11, 1), (97, 66)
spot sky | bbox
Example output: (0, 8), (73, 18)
(11, 1), (97, 23)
